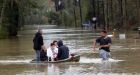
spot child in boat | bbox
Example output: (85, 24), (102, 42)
(52, 41), (58, 61)
(53, 40), (58, 48)
(47, 43), (58, 61)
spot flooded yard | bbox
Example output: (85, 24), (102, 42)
(0, 25), (140, 75)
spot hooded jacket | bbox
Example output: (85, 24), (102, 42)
(57, 40), (69, 60)
(33, 32), (44, 50)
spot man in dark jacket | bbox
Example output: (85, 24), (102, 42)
(57, 40), (69, 60)
(33, 29), (44, 62)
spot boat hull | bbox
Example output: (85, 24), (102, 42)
(30, 55), (80, 63)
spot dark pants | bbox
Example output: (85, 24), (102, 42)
(40, 50), (48, 61)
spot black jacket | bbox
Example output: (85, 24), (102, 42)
(33, 32), (44, 50)
(57, 41), (69, 60)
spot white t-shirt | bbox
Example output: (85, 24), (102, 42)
(47, 47), (58, 58)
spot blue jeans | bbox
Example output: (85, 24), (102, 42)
(99, 49), (110, 60)
(35, 50), (41, 62)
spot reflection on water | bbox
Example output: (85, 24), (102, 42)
(0, 25), (140, 75)
(0, 57), (123, 64)
(79, 57), (123, 64)
(0, 59), (31, 64)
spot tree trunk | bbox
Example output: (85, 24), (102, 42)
(106, 0), (109, 31)
(7, 0), (19, 36)
(110, 0), (113, 29)
(138, 0), (140, 27)
(102, 0), (106, 30)
(79, 0), (83, 28)
(97, 0), (100, 28)
(123, 0), (127, 29)
(73, 5), (77, 27)
(118, 0), (123, 30)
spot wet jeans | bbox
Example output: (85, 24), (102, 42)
(99, 49), (110, 60)
(35, 50), (41, 62)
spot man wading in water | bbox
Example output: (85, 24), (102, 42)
(33, 29), (44, 62)
(93, 30), (112, 61)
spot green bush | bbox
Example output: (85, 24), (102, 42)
(0, 24), (8, 39)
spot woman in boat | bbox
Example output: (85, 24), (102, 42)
(53, 40), (58, 47)
(47, 43), (58, 61)
(57, 40), (69, 60)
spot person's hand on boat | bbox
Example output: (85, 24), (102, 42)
(93, 46), (96, 53)
(53, 53), (57, 58)
(41, 45), (47, 51)
(93, 39), (96, 53)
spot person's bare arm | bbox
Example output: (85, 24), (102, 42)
(41, 45), (47, 51)
(93, 39), (96, 51)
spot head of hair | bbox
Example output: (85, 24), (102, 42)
(101, 30), (107, 34)
(53, 40), (57, 44)
(50, 43), (55, 46)
(57, 40), (63, 47)
(38, 28), (42, 31)
(38, 29), (42, 33)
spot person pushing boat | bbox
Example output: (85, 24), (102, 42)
(33, 29), (44, 62)
(93, 30), (112, 61)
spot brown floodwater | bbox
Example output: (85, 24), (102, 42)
(0, 25), (140, 75)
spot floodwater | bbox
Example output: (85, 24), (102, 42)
(0, 25), (140, 75)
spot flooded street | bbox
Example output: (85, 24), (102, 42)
(0, 25), (140, 75)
